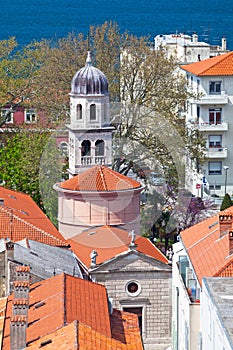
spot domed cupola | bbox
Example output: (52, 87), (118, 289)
(71, 51), (108, 95)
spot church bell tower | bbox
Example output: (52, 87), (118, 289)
(67, 52), (114, 176)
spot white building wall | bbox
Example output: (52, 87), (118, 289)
(172, 242), (201, 350)
(184, 73), (233, 196)
(201, 280), (233, 350)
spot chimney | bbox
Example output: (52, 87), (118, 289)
(10, 266), (30, 350)
(192, 32), (198, 43)
(222, 36), (227, 51)
(10, 316), (27, 350)
(229, 230), (233, 255)
(0, 198), (4, 206)
(219, 214), (233, 237)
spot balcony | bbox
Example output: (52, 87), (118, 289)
(205, 147), (228, 159)
(81, 156), (106, 166)
(195, 92), (228, 105)
(195, 122), (228, 131)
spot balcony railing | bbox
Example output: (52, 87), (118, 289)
(81, 156), (92, 165)
(195, 122), (228, 131)
(194, 92), (228, 105)
(205, 147), (228, 158)
(81, 156), (106, 166)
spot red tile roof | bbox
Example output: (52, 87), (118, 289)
(26, 311), (143, 350)
(181, 51), (233, 76)
(0, 186), (68, 247)
(2, 273), (112, 349)
(59, 165), (142, 191)
(180, 207), (233, 286)
(68, 225), (168, 268)
(2, 274), (143, 350)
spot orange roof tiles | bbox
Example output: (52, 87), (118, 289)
(59, 165), (142, 192)
(27, 312), (143, 350)
(2, 273), (143, 350)
(68, 225), (168, 268)
(2, 273), (112, 349)
(180, 208), (233, 286)
(0, 186), (68, 247)
(181, 51), (233, 76)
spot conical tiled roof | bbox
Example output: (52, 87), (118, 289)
(59, 165), (142, 192)
(181, 51), (233, 76)
(71, 51), (108, 95)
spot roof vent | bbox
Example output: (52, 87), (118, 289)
(88, 231), (96, 236)
(0, 198), (4, 206)
(40, 339), (52, 347)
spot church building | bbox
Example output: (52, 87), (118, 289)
(54, 52), (172, 350)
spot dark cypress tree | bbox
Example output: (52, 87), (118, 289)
(220, 193), (233, 211)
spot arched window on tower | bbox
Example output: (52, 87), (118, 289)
(95, 140), (105, 156)
(76, 104), (82, 119)
(90, 104), (96, 120)
(81, 140), (91, 156)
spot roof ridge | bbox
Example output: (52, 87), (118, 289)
(201, 51), (233, 75)
(214, 257), (233, 277)
(99, 166), (108, 191)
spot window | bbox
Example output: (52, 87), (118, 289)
(123, 307), (143, 334)
(209, 108), (222, 125)
(209, 81), (221, 95)
(209, 185), (221, 190)
(95, 140), (104, 156)
(104, 104), (108, 121)
(209, 135), (222, 148)
(25, 109), (36, 123)
(1, 109), (13, 123)
(125, 281), (141, 297)
(81, 140), (91, 156)
(209, 161), (222, 175)
(59, 142), (68, 156)
(90, 104), (96, 120)
(76, 104), (82, 120)
(197, 79), (200, 95)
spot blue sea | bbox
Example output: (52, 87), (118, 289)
(0, 0), (233, 49)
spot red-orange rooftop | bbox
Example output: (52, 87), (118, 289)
(2, 273), (143, 350)
(0, 186), (68, 247)
(180, 207), (233, 286)
(68, 225), (168, 268)
(59, 165), (142, 191)
(181, 51), (233, 76)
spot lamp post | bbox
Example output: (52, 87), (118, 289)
(223, 165), (229, 195)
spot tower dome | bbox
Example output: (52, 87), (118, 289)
(71, 51), (108, 95)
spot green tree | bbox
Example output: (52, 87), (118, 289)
(0, 129), (49, 206)
(220, 193), (232, 211)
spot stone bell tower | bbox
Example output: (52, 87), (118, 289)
(67, 51), (114, 176)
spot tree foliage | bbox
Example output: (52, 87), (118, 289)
(0, 128), (67, 225)
(0, 129), (49, 205)
(220, 193), (232, 211)
(0, 22), (207, 232)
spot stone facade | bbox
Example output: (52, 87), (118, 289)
(90, 250), (172, 350)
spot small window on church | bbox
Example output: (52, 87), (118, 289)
(81, 140), (91, 157)
(90, 104), (96, 120)
(125, 281), (141, 297)
(95, 140), (104, 156)
(76, 104), (82, 120)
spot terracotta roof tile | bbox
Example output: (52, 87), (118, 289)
(2, 273), (112, 349)
(26, 314), (143, 349)
(181, 51), (233, 76)
(0, 187), (68, 247)
(59, 165), (142, 192)
(180, 207), (233, 286)
(68, 225), (168, 268)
